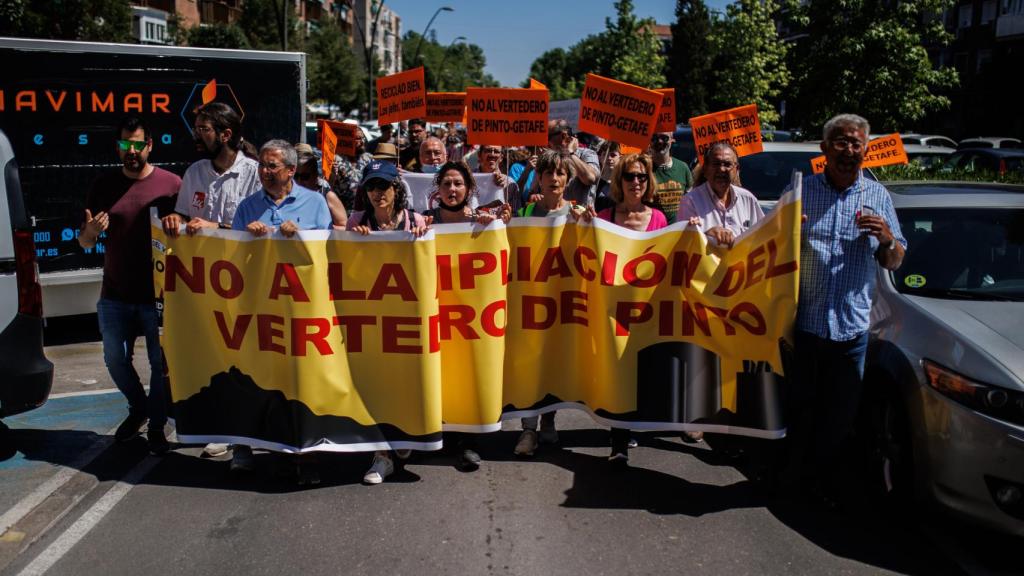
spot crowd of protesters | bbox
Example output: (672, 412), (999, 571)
(85, 103), (905, 505)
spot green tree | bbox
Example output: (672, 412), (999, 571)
(709, 0), (790, 125)
(306, 20), (363, 111)
(523, 1), (665, 98)
(401, 31), (498, 90)
(187, 23), (250, 50)
(788, 0), (958, 134)
(604, 0), (666, 88)
(0, 0), (131, 42)
(239, 0), (297, 51)
(668, 0), (715, 120)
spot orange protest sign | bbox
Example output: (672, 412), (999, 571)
(334, 122), (358, 158)
(465, 87), (549, 147)
(810, 133), (909, 174)
(529, 78), (547, 90)
(578, 74), (661, 149)
(319, 120), (337, 181)
(620, 144), (643, 155)
(655, 88), (676, 133)
(376, 67), (426, 124)
(426, 92), (466, 123)
(689, 104), (763, 163)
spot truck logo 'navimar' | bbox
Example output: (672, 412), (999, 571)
(179, 79), (245, 135)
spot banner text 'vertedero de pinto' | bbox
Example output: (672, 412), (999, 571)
(152, 187), (802, 452)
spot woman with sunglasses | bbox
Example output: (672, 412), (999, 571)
(578, 152), (667, 467)
(346, 160), (429, 238)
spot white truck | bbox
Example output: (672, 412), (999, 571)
(0, 37), (306, 317)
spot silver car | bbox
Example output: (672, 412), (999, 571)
(865, 181), (1024, 537)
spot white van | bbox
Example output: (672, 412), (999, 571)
(0, 129), (53, 431)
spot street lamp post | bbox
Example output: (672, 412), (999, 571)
(412, 6), (453, 66)
(435, 36), (466, 91)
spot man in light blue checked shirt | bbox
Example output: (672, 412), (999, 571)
(789, 113), (906, 509)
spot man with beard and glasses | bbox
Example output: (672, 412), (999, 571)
(80, 116), (180, 455)
(160, 102), (261, 466)
(647, 131), (693, 224)
(162, 102), (260, 236)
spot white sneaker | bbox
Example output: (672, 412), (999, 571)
(363, 452), (394, 485)
(202, 443), (230, 457)
(514, 429), (538, 457)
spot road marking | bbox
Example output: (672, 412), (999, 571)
(16, 454), (162, 576)
(0, 427), (115, 536)
(48, 389), (120, 400)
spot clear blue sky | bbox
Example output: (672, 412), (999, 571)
(384, 0), (730, 87)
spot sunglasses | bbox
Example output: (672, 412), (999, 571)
(622, 172), (649, 183)
(548, 128), (573, 139)
(117, 140), (148, 152)
(651, 135), (671, 143)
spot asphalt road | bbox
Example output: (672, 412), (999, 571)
(0, 316), (1019, 576)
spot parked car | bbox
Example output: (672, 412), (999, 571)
(903, 144), (955, 169)
(864, 181), (1024, 537)
(957, 137), (1022, 149)
(0, 129), (53, 437)
(942, 148), (1024, 176)
(900, 133), (958, 149)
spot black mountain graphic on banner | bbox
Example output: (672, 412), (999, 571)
(173, 366), (441, 449)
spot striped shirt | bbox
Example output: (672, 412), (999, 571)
(797, 173), (906, 341)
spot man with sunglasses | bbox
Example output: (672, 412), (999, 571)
(647, 131), (693, 224)
(786, 113), (906, 509)
(80, 116), (181, 455)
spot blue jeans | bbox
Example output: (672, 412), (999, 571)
(97, 298), (166, 428)
(791, 330), (868, 492)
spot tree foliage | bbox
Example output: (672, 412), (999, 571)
(0, 0), (131, 42)
(305, 20), (363, 111)
(401, 31), (498, 90)
(710, 0), (790, 125)
(523, 0), (666, 97)
(187, 23), (250, 50)
(668, 0), (714, 120)
(238, 0), (297, 51)
(787, 0), (958, 134)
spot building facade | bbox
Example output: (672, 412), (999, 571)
(350, 0), (402, 76)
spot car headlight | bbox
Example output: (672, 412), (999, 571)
(923, 359), (1024, 427)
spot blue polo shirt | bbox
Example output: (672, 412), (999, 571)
(231, 182), (332, 231)
(796, 173), (906, 341)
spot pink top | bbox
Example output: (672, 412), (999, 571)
(597, 206), (668, 231)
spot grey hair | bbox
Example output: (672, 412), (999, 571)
(822, 114), (870, 142)
(259, 139), (298, 167)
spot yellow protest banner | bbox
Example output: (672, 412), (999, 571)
(578, 74), (661, 149)
(655, 88), (676, 133)
(810, 133), (910, 174)
(377, 67), (427, 125)
(425, 92), (467, 124)
(466, 87), (549, 147)
(153, 187), (801, 451)
(689, 104), (763, 163)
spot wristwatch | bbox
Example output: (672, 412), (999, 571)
(885, 238), (896, 251)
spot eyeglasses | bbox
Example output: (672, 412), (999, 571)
(708, 160), (736, 169)
(651, 135), (671, 143)
(480, 147), (502, 155)
(622, 172), (649, 183)
(365, 179), (393, 192)
(258, 162), (285, 173)
(117, 140), (148, 152)
(192, 125), (216, 134)
(830, 138), (865, 152)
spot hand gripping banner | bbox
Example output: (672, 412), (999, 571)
(152, 185), (801, 452)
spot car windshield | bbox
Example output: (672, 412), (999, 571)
(894, 208), (1024, 301)
(739, 152), (819, 200)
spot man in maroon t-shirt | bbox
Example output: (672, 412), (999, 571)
(79, 116), (180, 454)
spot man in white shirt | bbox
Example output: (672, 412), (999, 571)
(159, 102), (261, 469)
